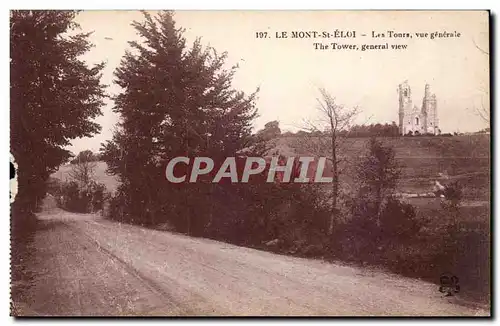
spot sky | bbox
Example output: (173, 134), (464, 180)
(68, 10), (490, 154)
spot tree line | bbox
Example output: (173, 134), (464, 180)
(279, 122), (401, 138)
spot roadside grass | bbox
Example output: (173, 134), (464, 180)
(10, 213), (38, 316)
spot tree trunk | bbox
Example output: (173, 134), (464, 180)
(328, 135), (338, 235)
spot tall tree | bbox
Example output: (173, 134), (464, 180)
(10, 10), (106, 228)
(356, 137), (401, 223)
(69, 153), (97, 189)
(298, 88), (360, 235)
(101, 11), (259, 230)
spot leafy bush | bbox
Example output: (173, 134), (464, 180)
(46, 177), (63, 196)
(61, 181), (82, 212)
(106, 190), (128, 222)
(444, 180), (463, 202)
(379, 197), (425, 240)
(89, 180), (107, 212)
(58, 180), (107, 213)
(341, 196), (424, 258)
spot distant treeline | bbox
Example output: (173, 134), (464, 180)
(281, 124), (489, 138)
(343, 122), (400, 137)
(70, 150), (101, 164)
(282, 122), (400, 138)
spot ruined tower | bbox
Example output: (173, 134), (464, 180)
(398, 81), (412, 135)
(422, 84), (438, 134)
(398, 81), (439, 135)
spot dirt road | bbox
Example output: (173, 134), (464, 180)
(16, 207), (489, 316)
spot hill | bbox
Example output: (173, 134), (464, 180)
(51, 161), (120, 194)
(277, 134), (490, 200)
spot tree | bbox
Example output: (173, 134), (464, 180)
(101, 11), (259, 230)
(356, 137), (401, 223)
(298, 88), (360, 235)
(10, 11), (106, 228)
(71, 150), (98, 164)
(257, 120), (281, 141)
(345, 138), (417, 251)
(68, 154), (97, 189)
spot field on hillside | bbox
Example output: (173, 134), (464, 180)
(280, 134), (490, 200)
(51, 161), (120, 193)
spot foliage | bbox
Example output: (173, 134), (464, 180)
(356, 137), (401, 218)
(10, 10), (106, 228)
(346, 122), (399, 138)
(57, 179), (107, 213)
(68, 156), (97, 189)
(301, 88), (360, 235)
(341, 138), (421, 255)
(71, 150), (98, 164)
(441, 180), (463, 215)
(342, 196), (424, 257)
(101, 11), (259, 231)
(444, 180), (463, 203)
(257, 120), (281, 141)
(379, 197), (423, 240)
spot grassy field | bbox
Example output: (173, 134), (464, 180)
(280, 134), (490, 200)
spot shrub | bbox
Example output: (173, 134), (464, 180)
(337, 195), (379, 258)
(341, 196), (424, 258)
(379, 197), (425, 241)
(106, 191), (127, 222)
(444, 181), (463, 202)
(60, 181), (82, 212)
(46, 177), (62, 196)
(59, 180), (108, 213)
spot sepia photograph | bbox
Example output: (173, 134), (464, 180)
(10, 10), (491, 317)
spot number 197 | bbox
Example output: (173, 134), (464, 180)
(255, 32), (268, 39)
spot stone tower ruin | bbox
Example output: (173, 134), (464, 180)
(398, 81), (439, 135)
